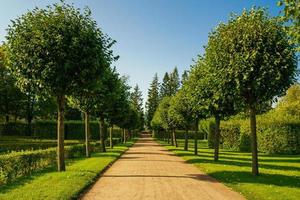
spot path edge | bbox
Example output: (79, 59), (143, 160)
(75, 139), (137, 200)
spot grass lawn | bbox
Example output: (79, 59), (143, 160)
(0, 140), (135, 200)
(158, 139), (300, 200)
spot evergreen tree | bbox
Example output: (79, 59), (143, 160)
(145, 73), (160, 128)
(169, 67), (180, 95)
(130, 84), (144, 130)
(160, 72), (170, 98)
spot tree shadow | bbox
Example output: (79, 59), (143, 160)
(187, 157), (300, 172)
(101, 173), (218, 182)
(208, 171), (300, 188)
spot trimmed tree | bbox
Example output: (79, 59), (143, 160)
(207, 8), (297, 175)
(5, 2), (113, 171)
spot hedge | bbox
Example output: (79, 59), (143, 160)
(0, 121), (122, 140)
(0, 143), (96, 185)
(218, 116), (300, 154)
(154, 129), (205, 140)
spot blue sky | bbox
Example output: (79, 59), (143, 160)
(0, 0), (294, 105)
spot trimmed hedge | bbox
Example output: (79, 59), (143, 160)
(154, 130), (204, 140)
(0, 143), (96, 185)
(0, 121), (122, 140)
(219, 116), (300, 154)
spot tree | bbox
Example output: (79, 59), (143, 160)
(168, 88), (194, 150)
(106, 75), (131, 148)
(160, 72), (170, 99)
(0, 45), (26, 123)
(6, 2), (115, 171)
(278, 0), (300, 51)
(183, 59), (210, 155)
(151, 97), (172, 143)
(207, 8), (297, 175)
(181, 70), (189, 85)
(169, 67), (180, 95)
(145, 73), (160, 128)
(275, 83), (300, 117)
(130, 84), (144, 130)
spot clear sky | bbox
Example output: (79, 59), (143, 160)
(0, 0), (295, 105)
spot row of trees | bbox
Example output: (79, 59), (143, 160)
(149, 6), (299, 176)
(1, 2), (144, 171)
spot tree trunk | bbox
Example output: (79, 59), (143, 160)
(57, 95), (65, 171)
(194, 120), (198, 155)
(99, 117), (106, 152)
(171, 129), (174, 146)
(173, 129), (178, 147)
(84, 112), (91, 157)
(26, 94), (33, 136)
(123, 129), (126, 143)
(167, 129), (170, 144)
(214, 114), (221, 161)
(250, 106), (259, 176)
(184, 129), (188, 151)
(110, 124), (113, 149)
(5, 115), (9, 123)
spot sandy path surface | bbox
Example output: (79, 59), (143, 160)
(82, 135), (245, 200)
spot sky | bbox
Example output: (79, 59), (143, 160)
(0, 0), (295, 106)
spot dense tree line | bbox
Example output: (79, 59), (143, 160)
(148, 7), (298, 176)
(1, 2), (144, 171)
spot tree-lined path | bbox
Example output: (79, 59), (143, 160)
(82, 135), (245, 200)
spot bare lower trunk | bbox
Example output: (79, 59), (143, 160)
(173, 129), (178, 147)
(110, 125), (113, 148)
(99, 117), (106, 152)
(85, 112), (90, 157)
(194, 120), (198, 155)
(57, 95), (65, 171)
(214, 115), (221, 161)
(167, 130), (170, 144)
(5, 115), (9, 123)
(171, 130), (174, 146)
(250, 106), (259, 176)
(123, 129), (126, 143)
(184, 129), (188, 151)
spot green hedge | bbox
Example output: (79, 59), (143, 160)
(154, 130), (204, 140)
(0, 144), (96, 185)
(0, 121), (122, 140)
(219, 116), (300, 154)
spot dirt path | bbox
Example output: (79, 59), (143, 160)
(82, 136), (245, 200)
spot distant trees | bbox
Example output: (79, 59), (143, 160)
(130, 84), (144, 131)
(145, 74), (160, 128)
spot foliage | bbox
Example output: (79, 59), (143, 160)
(151, 96), (171, 130)
(130, 84), (144, 130)
(278, 0), (300, 51)
(0, 142), (135, 200)
(145, 73), (160, 128)
(0, 144), (96, 185)
(0, 121), (123, 140)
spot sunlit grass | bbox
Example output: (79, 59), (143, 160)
(158, 139), (300, 200)
(0, 140), (135, 200)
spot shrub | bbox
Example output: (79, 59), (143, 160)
(220, 114), (300, 154)
(0, 144), (95, 185)
(0, 121), (123, 140)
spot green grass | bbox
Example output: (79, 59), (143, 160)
(0, 140), (135, 200)
(158, 139), (300, 200)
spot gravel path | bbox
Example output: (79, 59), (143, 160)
(82, 135), (245, 200)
